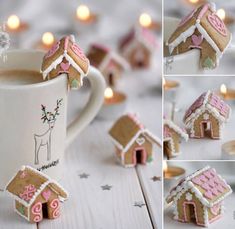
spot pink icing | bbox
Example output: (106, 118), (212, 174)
(127, 114), (144, 129)
(178, 9), (197, 27)
(164, 126), (172, 138)
(42, 190), (51, 201)
(50, 198), (60, 218)
(19, 171), (27, 179)
(64, 36), (69, 50)
(192, 168), (229, 201)
(19, 184), (37, 202)
(208, 13), (227, 37)
(31, 202), (42, 222)
(45, 41), (60, 59)
(209, 93), (230, 118)
(60, 62), (70, 72)
(191, 34), (203, 48)
(197, 3), (210, 20)
(211, 203), (221, 215)
(71, 43), (87, 61)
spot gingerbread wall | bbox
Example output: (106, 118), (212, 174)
(192, 112), (220, 138)
(124, 134), (153, 165)
(177, 191), (205, 226)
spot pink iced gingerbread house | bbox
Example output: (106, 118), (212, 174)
(6, 166), (68, 223)
(119, 27), (157, 69)
(166, 3), (232, 69)
(87, 43), (129, 87)
(166, 166), (232, 227)
(41, 35), (90, 89)
(183, 90), (231, 139)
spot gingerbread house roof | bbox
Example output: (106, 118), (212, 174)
(166, 166), (232, 207)
(109, 114), (161, 153)
(184, 90), (231, 125)
(167, 3), (232, 63)
(164, 119), (188, 141)
(87, 43), (129, 71)
(41, 35), (90, 80)
(119, 27), (157, 55)
(6, 166), (68, 207)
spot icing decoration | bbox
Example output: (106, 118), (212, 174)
(178, 9), (196, 27)
(42, 190), (51, 201)
(18, 205), (25, 215)
(211, 203), (221, 215)
(60, 62), (70, 72)
(136, 137), (145, 145)
(203, 113), (209, 120)
(147, 155), (153, 162)
(45, 41), (60, 59)
(19, 171), (27, 179)
(71, 43), (87, 61)
(185, 193), (193, 201)
(190, 34), (203, 49)
(197, 3), (209, 20)
(71, 79), (79, 89)
(50, 199), (60, 218)
(31, 202), (42, 222)
(64, 36), (69, 50)
(208, 13), (227, 37)
(19, 184), (37, 202)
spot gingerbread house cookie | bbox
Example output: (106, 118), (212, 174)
(41, 35), (90, 89)
(109, 114), (161, 167)
(164, 119), (188, 159)
(183, 90), (231, 139)
(166, 166), (232, 227)
(87, 43), (128, 87)
(166, 2), (232, 69)
(6, 166), (68, 223)
(119, 27), (157, 69)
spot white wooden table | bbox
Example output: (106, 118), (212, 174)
(0, 65), (162, 229)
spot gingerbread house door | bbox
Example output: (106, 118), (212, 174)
(183, 202), (197, 224)
(200, 121), (211, 137)
(133, 147), (147, 165)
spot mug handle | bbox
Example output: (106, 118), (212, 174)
(65, 66), (106, 148)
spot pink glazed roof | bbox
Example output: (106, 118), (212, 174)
(184, 91), (230, 122)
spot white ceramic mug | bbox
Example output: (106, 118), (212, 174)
(0, 50), (105, 189)
(164, 17), (204, 75)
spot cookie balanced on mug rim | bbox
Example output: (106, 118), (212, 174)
(41, 35), (90, 89)
(166, 2), (232, 70)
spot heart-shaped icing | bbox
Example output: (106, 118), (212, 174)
(208, 13), (227, 37)
(42, 190), (51, 201)
(136, 137), (145, 145)
(60, 62), (70, 71)
(191, 35), (203, 46)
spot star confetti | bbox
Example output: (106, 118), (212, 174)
(134, 201), (146, 208)
(79, 173), (90, 179)
(101, 185), (112, 191)
(151, 176), (161, 182)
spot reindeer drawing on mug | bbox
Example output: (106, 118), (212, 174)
(34, 99), (63, 165)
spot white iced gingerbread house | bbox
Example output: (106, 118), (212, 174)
(166, 2), (232, 69)
(183, 90), (231, 139)
(166, 166), (232, 227)
(164, 119), (188, 159)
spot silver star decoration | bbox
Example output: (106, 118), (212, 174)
(151, 176), (161, 182)
(79, 173), (90, 179)
(134, 201), (146, 208)
(101, 185), (112, 190)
